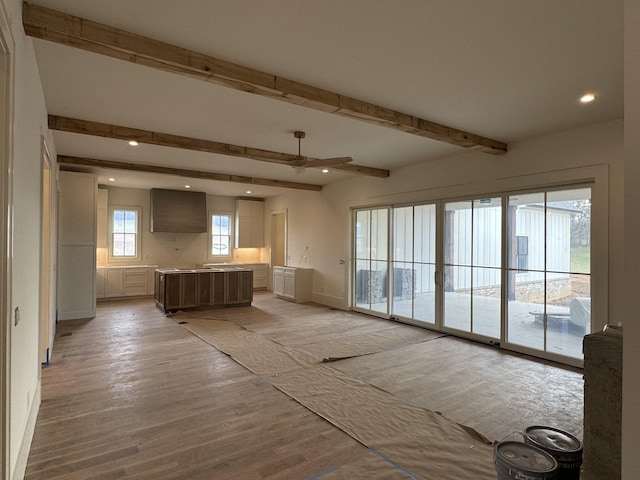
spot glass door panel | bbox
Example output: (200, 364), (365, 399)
(413, 263), (436, 323)
(391, 261), (413, 318)
(506, 192), (546, 350)
(391, 207), (413, 317)
(414, 204), (436, 324)
(545, 189), (591, 358)
(391, 204), (436, 324)
(506, 188), (591, 360)
(443, 201), (471, 331)
(444, 198), (501, 339)
(354, 208), (389, 315)
(444, 265), (472, 331)
(472, 267), (501, 338)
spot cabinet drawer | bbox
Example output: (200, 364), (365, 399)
(123, 268), (148, 285)
(123, 284), (148, 296)
(252, 265), (268, 289)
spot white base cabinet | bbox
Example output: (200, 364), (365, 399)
(97, 266), (158, 299)
(273, 267), (313, 303)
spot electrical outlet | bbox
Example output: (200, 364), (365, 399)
(14, 306), (20, 326)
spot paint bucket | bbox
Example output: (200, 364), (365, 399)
(524, 426), (583, 480)
(494, 441), (559, 480)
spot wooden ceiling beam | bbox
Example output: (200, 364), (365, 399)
(48, 115), (390, 178)
(24, 2), (507, 155)
(57, 155), (324, 192)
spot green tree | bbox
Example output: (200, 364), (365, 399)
(570, 199), (591, 247)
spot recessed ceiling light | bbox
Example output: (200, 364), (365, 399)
(246, 190), (252, 194)
(580, 93), (596, 104)
(322, 168), (329, 174)
(185, 185), (191, 189)
(108, 178), (115, 182)
(128, 140), (139, 146)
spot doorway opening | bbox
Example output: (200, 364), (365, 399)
(270, 211), (287, 288)
(39, 140), (54, 365)
(0, 2), (12, 478)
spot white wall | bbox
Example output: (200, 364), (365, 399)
(3, 0), (56, 477)
(102, 187), (263, 268)
(266, 190), (350, 307)
(623, 1), (640, 476)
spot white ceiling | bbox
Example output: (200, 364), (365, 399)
(30, 0), (623, 197)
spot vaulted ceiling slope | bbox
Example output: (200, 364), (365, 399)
(27, 0), (623, 197)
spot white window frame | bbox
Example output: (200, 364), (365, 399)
(108, 205), (142, 263)
(208, 211), (233, 261)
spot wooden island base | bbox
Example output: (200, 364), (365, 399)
(154, 268), (253, 312)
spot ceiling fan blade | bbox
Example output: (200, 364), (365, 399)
(303, 156), (353, 168)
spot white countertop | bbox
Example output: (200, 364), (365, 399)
(97, 265), (158, 269)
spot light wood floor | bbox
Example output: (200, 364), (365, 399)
(25, 293), (583, 479)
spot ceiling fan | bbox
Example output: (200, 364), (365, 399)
(289, 131), (353, 170)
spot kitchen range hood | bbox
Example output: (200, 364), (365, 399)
(150, 188), (207, 233)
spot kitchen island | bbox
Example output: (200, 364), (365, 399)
(154, 267), (253, 312)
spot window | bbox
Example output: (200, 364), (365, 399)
(516, 236), (529, 271)
(109, 206), (141, 261)
(210, 213), (232, 257)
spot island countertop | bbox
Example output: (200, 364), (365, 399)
(155, 266), (253, 273)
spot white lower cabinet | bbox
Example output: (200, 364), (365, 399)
(273, 266), (313, 303)
(247, 264), (268, 290)
(98, 265), (158, 299)
(123, 267), (149, 296)
(96, 267), (106, 299)
(105, 268), (123, 297)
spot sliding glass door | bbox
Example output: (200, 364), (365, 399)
(354, 208), (389, 315)
(391, 204), (436, 324)
(351, 185), (592, 364)
(443, 198), (502, 339)
(505, 188), (591, 360)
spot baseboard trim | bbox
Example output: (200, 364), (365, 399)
(12, 380), (40, 480)
(311, 292), (347, 310)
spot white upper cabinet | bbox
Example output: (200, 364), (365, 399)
(59, 171), (97, 246)
(235, 199), (264, 248)
(96, 188), (108, 248)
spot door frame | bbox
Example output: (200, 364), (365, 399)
(349, 165), (608, 368)
(0, 1), (14, 478)
(269, 209), (287, 289)
(269, 208), (289, 267)
(39, 138), (54, 365)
